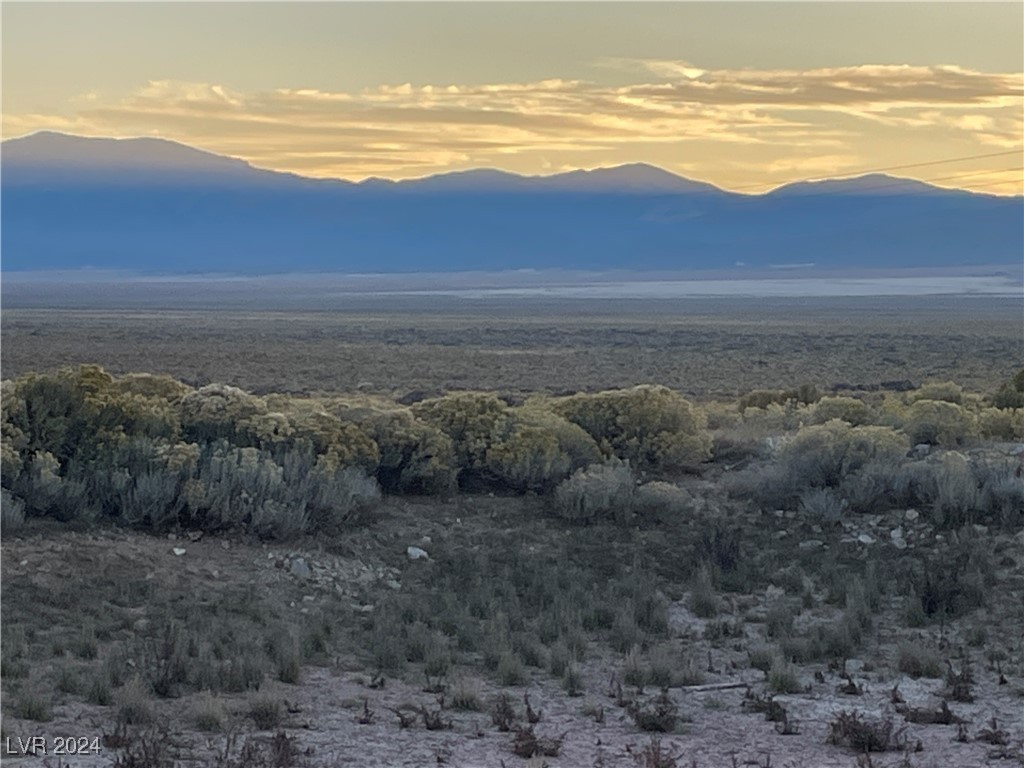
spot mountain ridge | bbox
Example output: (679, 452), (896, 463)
(5, 131), (1008, 197)
(2, 131), (1020, 274)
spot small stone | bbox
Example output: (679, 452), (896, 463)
(358, 604), (375, 613)
(811, 525), (822, 534)
(774, 510), (785, 519)
(133, 619), (151, 632)
(890, 527), (904, 541)
(187, 531), (203, 542)
(420, 535), (432, 544)
(857, 534), (875, 545)
(799, 539), (824, 551)
(904, 509), (919, 522)
(290, 558), (312, 578)
(172, 547), (187, 556)
(912, 443), (932, 459)
(302, 595), (316, 603)
(386, 579), (402, 590)
(407, 546), (430, 561)
(892, 538), (908, 550)
(221, 540), (231, 550)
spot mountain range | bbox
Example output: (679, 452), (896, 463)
(2, 131), (1021, 274)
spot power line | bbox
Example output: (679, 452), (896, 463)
(727, 148), (1023, 193)
(919, 166), (1022, 184)
(950, 177), (1023, 192)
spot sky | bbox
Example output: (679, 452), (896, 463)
(2, 2), (1022, 193)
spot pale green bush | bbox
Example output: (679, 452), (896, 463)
(553, 386), (711, 473)
(413, 392), (511, 474)
(912, 381), (963, 405)
(781, 420), (908, 489)
(729, 421), (909, 510)
(486, 409), (601, 492)
(179, 384), (267, 445)
(738, 385), (819, 413)
(810, 396), (873, 427)
(364, 409), (457, 494)
(111, 373), (192, 403)
(552, 462), (635, 524)
(976, 408), (1023, 440)
(902, 399), (974, 447)
(633, 481), (691, 519)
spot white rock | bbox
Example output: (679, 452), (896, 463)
(890, 527), (904, 541)
(799, 539), (824, 551)
(407, 546), (430, 561)
(290, 558), (312, 578)
(892, 538), (908, 550)
(904, 509), (919, 522)
(172, 547), (187, 556)
(857, 534), (875, 545)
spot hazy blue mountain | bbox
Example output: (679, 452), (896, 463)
(2, 132), (1021, 273)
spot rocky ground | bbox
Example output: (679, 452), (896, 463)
(2, 485), (1023, 768)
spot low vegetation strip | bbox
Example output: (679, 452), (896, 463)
(1, 365), (1022, 766)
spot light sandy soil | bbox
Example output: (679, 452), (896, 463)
(2, 524), (1022, 768)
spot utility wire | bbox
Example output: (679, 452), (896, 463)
(725, 148), (1023, 193)
(742, 165), (1024, 199)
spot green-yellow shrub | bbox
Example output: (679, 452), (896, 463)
(413, 393), (511, 474)
(738, 385), (819, 414)
(111, 373), (193, 403)
(977, 408), (1023, 440)
(781, 420), (909, 488)
(902, 399), (975, 447)
(552, 385), (711, 473)
(179, 384), (267, 445)
(486, 409), (601, 492)
(553, 462), (635, 524)
(911, 381), (964, 405)
(810, 396), (873, 427)
(364, 409), (457, 494)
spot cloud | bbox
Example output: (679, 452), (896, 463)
(3, 62), (1021, 189)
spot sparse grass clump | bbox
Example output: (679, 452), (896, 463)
(897, 642), (943, 679)
(496, 650), (527, 686)
(191, 693), (226, 732)
(449, 677), (483, 711)
(687, 567), (720, 618)
(116, 676), (155, 725)
(827, 710), (907, 753)
(562, 663), (585, 696)
(768, 658), (801, 694)
(13, 691), (53, 722)
(248, 692), (282, 730)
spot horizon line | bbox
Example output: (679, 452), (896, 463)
(4, 129), (1022, 198)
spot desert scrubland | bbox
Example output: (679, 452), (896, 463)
(1, 296), (1022, 767)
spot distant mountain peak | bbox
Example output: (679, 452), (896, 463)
(3, 131), (254, 174)
(769, 173), (951, 196)
(387, 162), (722, 194)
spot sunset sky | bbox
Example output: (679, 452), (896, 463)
(3, 2), (1022, 193)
